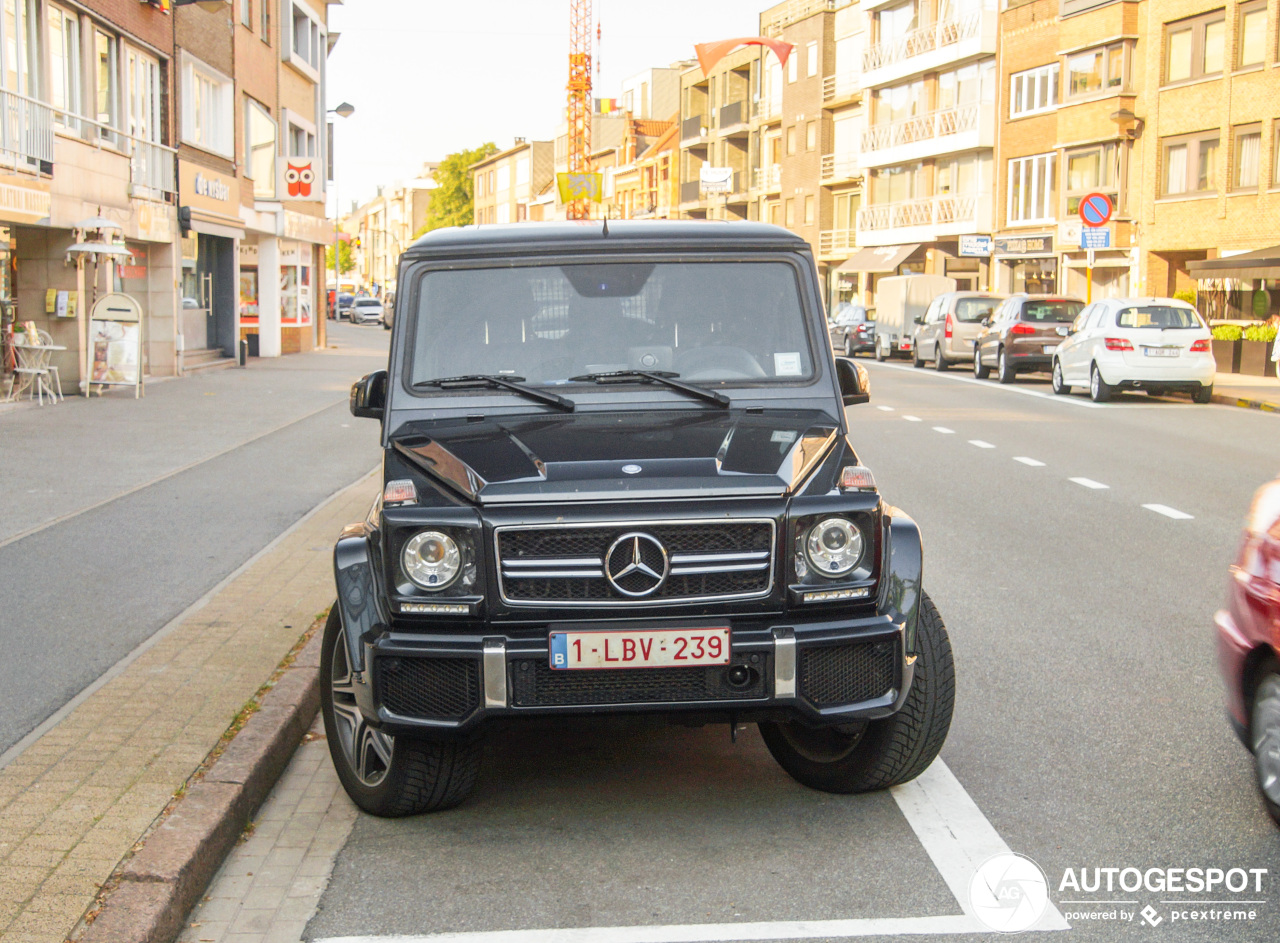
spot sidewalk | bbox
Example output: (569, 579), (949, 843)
(0, 472), (377, 943)
(1212, 371), (1280, 413)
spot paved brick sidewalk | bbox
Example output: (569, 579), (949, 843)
(176, 717), (357, 943)
(0, 473), (377, 943)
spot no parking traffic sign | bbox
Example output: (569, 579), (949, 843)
(1079, 192), (1113, 227)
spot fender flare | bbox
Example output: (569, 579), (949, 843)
(879, 506), (923, 655)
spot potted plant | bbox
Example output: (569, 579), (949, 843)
(1211, 324), (1242, 373)
(1239, 322), (1277, 377)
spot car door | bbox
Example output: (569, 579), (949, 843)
(1068, 304), (1107, 382)
(1056, 305), (1091, 381)
(916, 298), (939, 356)
(978, 300), (1005, 365)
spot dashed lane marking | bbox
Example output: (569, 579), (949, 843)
(903, 415), (922, 422)
(933, 426), (955, 434)
(1070, 477), (1109, 490)
(968, 440), (995, 449)
(1013, 457), (1046, 466)
(876, 405), (894, 412)
(863, 359), (1103, 408)
(1142, 503), (1194, 520)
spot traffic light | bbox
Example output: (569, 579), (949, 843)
(178, 205), (191, 233)
(353, 236), (362, 249)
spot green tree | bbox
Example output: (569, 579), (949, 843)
(325, 239), (355, 274)
(421, 142), (498, 233)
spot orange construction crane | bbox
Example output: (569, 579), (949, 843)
(566, 0), (592, 219)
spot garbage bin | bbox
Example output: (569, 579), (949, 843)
(246, 332), (259, 357)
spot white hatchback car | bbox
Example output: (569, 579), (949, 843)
(1051, 297), (1215, 403)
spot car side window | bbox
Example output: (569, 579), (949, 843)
(1071, 306), (1092, 334)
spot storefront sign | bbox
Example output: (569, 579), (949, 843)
(959, 235), (992, 257)
(179, 161), (240, 221)
(283, 209), (331, 244)
(239, 242), (259, 265)
(994, 234), (1054, 256)
(0, 174), (51, 223)
(1081, 227), (1111, 249)
(279, 159), (321, 202)
(131, 199), (174, 243)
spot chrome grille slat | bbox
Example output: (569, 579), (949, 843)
(670, 562), (770, 576)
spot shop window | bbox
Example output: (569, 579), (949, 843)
(240, 267), (259, 320)
(182, 53), (233, 157)
(1164, 11), (1225, 84)
(245, 98), (276, 198)
(1238, 1), (1266, 68)
(1064, 143), (1118, 215)
(1232, 125), (1261, 190)
(1162, 131), (1218, 196)
(49, 6), (82, 131)
(1009, 63), (1057, 118)
(1007, 152), (1055, 223)
(1066, 43), (1124, 98)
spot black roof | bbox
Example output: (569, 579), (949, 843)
(404, 220), (810, 259)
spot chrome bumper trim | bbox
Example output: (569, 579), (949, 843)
(482, 638), (508, 709)
(772, 627), (796, 699)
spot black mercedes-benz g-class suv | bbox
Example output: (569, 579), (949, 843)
(325, 221), (954, 816)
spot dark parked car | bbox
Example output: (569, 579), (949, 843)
(1216, 475), (1280, 827)
(328, 220), (954, 815)
(336, 292), (355, 318)
(828, 302), (875, 356)
(974, 294), (1085, 383)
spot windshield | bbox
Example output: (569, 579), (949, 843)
(1115, 305), (1203, 329)
(408, 260), (816, 389)
(355, 299), (381, 307)
(1021, 300), (1083, 323)
(955, 298), (998, 322)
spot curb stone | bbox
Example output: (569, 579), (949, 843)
(79, 628), (325, 943)
(1211, 393), (1280, 414)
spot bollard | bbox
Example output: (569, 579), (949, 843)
(239, 338), (248, 367)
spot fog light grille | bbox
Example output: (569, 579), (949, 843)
(798, 642), (895, 707)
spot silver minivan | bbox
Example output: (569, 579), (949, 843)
(912, 292), (1004, 370)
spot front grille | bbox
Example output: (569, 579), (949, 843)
(510, 657), (770, 707)
(498, 520), (775, 606)
(379, 657), (480, 720)
(799, 642), (896, 707)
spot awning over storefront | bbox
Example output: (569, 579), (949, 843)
(836, 244), (920, 274)
(1187, 246), (1280, 281)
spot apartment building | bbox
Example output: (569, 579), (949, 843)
(611, 121), (680, 219)
(346, 165), (438, 298)
(473, 139), (555, 225)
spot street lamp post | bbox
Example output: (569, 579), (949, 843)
(326, 102), (355, 347)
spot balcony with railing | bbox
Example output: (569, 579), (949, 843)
(129, 139), (177, 197)
(859, 101), (993, 168)
(861, 10), (997, 88)
(823, 72), (862, 106)
(821, 154), (860, 183)
(819, 228), (859, 259)
(680, 114), (707, 148)
(718, 100), (748, 135)
(762, 0), (837, 36)
(855, 192), (991, 246)
(679, 179), (702, 206)
(753, 163), (782, 192)
(754, 96), (782, 124)
(0, 88), (54, 171)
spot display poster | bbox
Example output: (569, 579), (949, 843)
(240, 269), (259, 321)
(280, 266), (299, 324)
(90, 320), (141, 385)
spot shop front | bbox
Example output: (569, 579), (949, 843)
(0, 174), (49, 395)
(994, 234), (1056, 295)
(179, 162), (243, 363)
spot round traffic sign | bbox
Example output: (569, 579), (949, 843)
(1079, 192), (1113, 227)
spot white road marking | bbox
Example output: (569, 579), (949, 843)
(903, 415), (922, 422)
(876, 405), (894, 412)
(1142, 503), (1194, 520)
(1013, 456), (1045, 466)
(1070, 477), (1109, 490)
(932, 426), (955, 434)
(863, 360), (1103, 408)
(313, 761), (1068, 943)
(968, 440), (995, 449)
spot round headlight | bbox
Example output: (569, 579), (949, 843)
(805, 518), (863, 577)
(402, 530), (461, 590)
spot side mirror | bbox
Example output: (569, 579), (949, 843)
(834, 356), (870, 406)
(913, 315), (925, 324)
(981, 317), (991, 328)
(350, 370), (388, 420)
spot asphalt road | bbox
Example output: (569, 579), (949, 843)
(0, 321), (389, 757)
(228, 358), (1280, 942)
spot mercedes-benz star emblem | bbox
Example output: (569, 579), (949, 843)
(605, 532), (669, 597)
(621, 464), (642, 475)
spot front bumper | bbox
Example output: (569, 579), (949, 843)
(332, 508), (925, 739)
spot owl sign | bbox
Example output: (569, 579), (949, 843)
(281, 159), (320, 200)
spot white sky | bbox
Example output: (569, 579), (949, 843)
(326, 0), (761, 211)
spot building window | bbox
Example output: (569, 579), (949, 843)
(1007, 152), (1055, 223)
(1238, 1), (1266, 68)
(1064, 143), (1118, 215)
(126, 47), (162, 144)
(937, 154), (982, 194)
(785, 198), (794, 227)
(803, 194), (814, 225)
(806, 40), (818, 77)
(1009, 63), (1058, 118)
(833, 191), (859, 231)
(1066, 43), (1124, 97)
(806, 120), (816, 151)
(768, 201), (781, 225)
(873, 79), (923, 125)
(182, 54), (233, 157)
(515, 156), (530, 187)
(260, 0), (269, 40)
(95, 30), (120, 138)
(786, 126), (796, 155)
(288, 2), (323, 78)
(1232, 124), (1261, 190)
(241, 0), (251, 29)
(1165, 11), (1225, 84)
(1, 0), (38, 96)
(869, 162), (922, 205)
(288, 120), (315, 158)
(1275, 124), (1280, 190)
(496, 164), (510, 192)
(245, 98), (276, 198)
(787, 51), (797, 83)
(1162, 131), (1219, 195)
(49, 5), (82, 129)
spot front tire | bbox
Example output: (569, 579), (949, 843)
(844, 335), (853, 357)
(1193, 383), (1213, 404)
(1051, 359), (1070, 395)
(912, 344), (924, 368)
(1251, 669), (1280, 826)
(1089, 363), (1112, 402)
(973, 347), (990, 379)
(933, 349), (948, 371)
(320, 606), (482, 816)
(759, 592), (955, 794)
(997, 348), (1016, 384)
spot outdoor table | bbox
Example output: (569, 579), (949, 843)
(9, 342), (66, 404)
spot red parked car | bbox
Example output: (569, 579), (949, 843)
(1216, 475), (1280, 826)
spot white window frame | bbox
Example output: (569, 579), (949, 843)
(284, 107), (317, 158)
(1007, 152), (1056, 224)
(1161, 130), (1219, 197)
(806, 40), (818, 77)
(48, 4), (83, 130)
(241, 0), (252, 29)
(181, 52), (234, 158)
(1009, 63), (1058, 118)
(283, 0), (324, 81)
(126, 46), (162, 145)
(245, 96), (276, 198)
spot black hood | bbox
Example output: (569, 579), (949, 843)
(391, 410), (840, 504)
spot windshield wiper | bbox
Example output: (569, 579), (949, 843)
(567, 370), (730, 408)
(411, 374), (575, 412)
